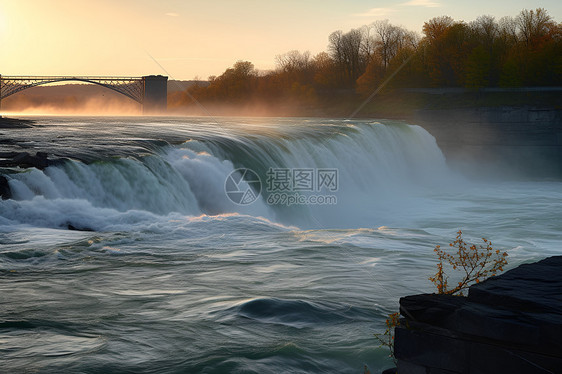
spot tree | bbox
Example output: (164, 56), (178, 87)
(195, 60), (257, 104)
(516, 8), (555, 47)
(356, 54), (385, 96)
(513, 9), (558, 85)
(172, 7), (561, 112)
(377, 231), (508, 363)
(498, 16), (519, 46)
(429, 230), (508, 296)
(275, 50), (312, 74)
(372, 20), (397, 69)
(275, 50), (314, 90)
(311, 52), (338, 89)
(499, 57), (522, 87)
(370, 20), (414, 70)
(422, 16), (454, 41)
(465, 45), (492, 88)
(470, 15), (499, 50)
(328, 28), (367, 87)
(421, 17), (475, 86)
(467, 16), (501, 86)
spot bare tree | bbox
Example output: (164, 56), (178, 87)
(275, 50), (312, 73)
(372, 20), (397, 69)
(328, 30), (345, 74)
(516, 8), (555, 46)
(498, 16), (519, 46)
(359, 25), (377, 64)
(404, 30), (421, 50)
(470, 15), (499, 47)
(368, 20), (418, 70)
(328, 28), (366, 85)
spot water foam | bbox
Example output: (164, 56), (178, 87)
(0, 121), (449, 229)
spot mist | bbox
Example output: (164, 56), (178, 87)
(1, 84), (141, 116)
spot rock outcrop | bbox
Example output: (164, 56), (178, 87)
(394, 256), (562, 374)
(0, 175), (11, 200)
(0, 151), (50, 169)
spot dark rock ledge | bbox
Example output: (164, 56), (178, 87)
(0, 150), (55, 200)
(394, 256), (562, 374)
(0, 117), (34, 129)
(0, 151), (50, 170)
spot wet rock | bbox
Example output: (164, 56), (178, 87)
(11, 152), (31, 164)
(0, 117), (34, 128)
(395, 256), (562, 373)
(381, 368), (397, 374)
(0, 175), (11, 200)
(66, 222), (94, 232)
(0, 152), (19, 158)
(1, 151), (49, 169)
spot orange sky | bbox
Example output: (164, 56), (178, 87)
(1, 0), (560, 80)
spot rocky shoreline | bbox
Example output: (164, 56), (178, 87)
(392, 256), (562, 373)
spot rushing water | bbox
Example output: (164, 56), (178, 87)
(1, 117), (561, 373)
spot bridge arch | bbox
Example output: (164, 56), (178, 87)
(0, 75), (167, 113)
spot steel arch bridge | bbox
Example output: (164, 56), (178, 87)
(0, 75), (167, 113)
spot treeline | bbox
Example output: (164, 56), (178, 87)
(169, 8), (561, 111)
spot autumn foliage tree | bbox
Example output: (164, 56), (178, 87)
(429, 230), (508, 295)
(169, 8), (561, 113)
(375, 230), (509, 362)
(417, 8), (561, 87)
